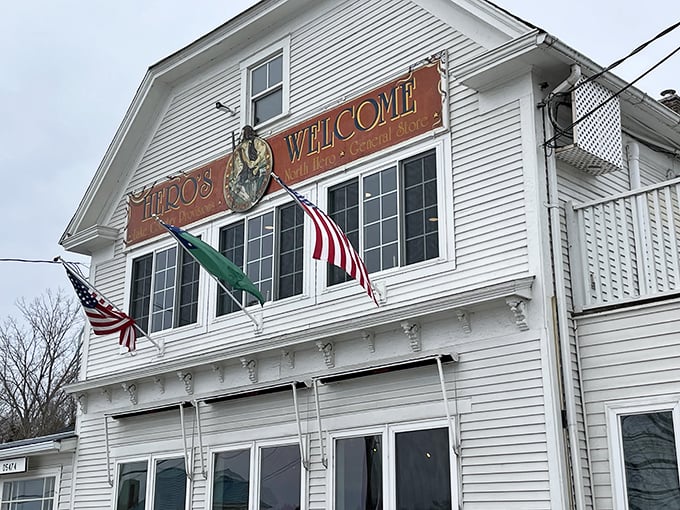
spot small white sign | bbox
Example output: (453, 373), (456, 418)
(0, 457), (27, 474)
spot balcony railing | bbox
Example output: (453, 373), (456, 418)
(567, 177), (680, 311)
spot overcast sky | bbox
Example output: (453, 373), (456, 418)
(1, 0), (678, 320)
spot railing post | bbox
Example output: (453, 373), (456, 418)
(566, 202), (586, 311)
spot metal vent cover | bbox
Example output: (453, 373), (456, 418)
(556, 79), (623, 175)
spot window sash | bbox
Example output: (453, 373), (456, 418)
(130, 244), (200, 333)
(332, 425), (453, 510)
(153, 457), (187, 510)
(607, 399), (680, 509)
(116, 461), (148, 510)
(250, 54), (284, 126)
(328, 148), (439, 280)
(218, 204), (304, 313)
(0, 477), (56, 509)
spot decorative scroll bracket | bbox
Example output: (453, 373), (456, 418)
(101, 387), (112, 403)
(240, 358), (258, 383)
(361, 330), (375, 353)
(372, 281), (387, 305)
(506, 297), (530, 331)
(121, 382), (138, 405)
(154, 376), (165, 395)
(76, 393), (88, 414)
(212, 364), (225, 383)
(316, 341), (335, 368)
(401, 321), (421, 352)
(281, 350), (295, 370)
(177, 371), (194, 395)
(455, 309), (471, 334)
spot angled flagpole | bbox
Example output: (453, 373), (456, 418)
(152, 215), (263, 333)
(56, 257), (163, 355)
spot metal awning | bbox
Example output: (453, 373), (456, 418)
(312, 352), (459, 468)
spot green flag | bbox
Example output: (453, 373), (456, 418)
(160, 220), (265, 305)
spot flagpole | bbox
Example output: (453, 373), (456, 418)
(56, 258), (164, 353)
(151, 216), (263, 333)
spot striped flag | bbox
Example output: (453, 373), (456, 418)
(272, 173), (378, 305)
(65, 266), (137, 352)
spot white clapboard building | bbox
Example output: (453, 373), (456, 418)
(58, 0), (680, 508)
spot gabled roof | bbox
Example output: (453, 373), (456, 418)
(59, 0), (533, 255)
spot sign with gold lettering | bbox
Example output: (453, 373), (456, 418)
(126, 57), (444, 245)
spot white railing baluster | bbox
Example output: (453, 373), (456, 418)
(570, 178), (680, 309)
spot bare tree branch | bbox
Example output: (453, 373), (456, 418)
(0, 290), (82, 442)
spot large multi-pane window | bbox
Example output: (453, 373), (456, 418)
(116, 457), (187, 510)
(334, 426), (452, 510)
(250, 53), (283, 126)
(130, 244), (200, 333)
(1, 477), (56, 510)
(608, 400), (680, 509)
(217, 203), (304, 314)
(212, 444), (301, 510)
(328, 149), (439, 283)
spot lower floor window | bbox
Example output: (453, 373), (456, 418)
(1, 477), (56, 510)
(621, 412), (680, 509)
(334, 426), (452, 510)
(116, 457), (186, 510)
(212, 443), (301, 510)
(608, 399), (680, 509)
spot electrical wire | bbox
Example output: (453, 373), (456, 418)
(569, 19), (680, 95)
(544, 43), (680, 148)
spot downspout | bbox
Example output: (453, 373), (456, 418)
(627, 141), (652, 293)
(543, 63), (589, 510)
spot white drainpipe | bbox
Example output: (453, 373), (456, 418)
(545, 63), (589, 510)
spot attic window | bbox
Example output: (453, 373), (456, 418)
(240, 37), (290, 128)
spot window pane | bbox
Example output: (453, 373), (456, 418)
(151, 247), (177, 332)
(395, 428), (451, 510)
(251, 63), (268, 96)
(213, 450), (250, 510)
(335, 435), (383, 510)
(254, 88), (282, 125)
(328, 179), (359, 286)
(218, 222), (245, 316)
(247, 213), (274, 305)
(402, 150), (438, 267)
(278, 203), (304, 300)
(177, 244), (200, 327)
(117, 461), (148, 510)
(363, 167), (399, 272)
(130, 254), (153, 331)
(268, 55), (283, 87)
(259, 445), (301, 510)
(621, 412), (680, 509)
(154, 458), (186, 510)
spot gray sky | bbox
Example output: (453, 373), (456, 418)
(1, 0), (678, 320)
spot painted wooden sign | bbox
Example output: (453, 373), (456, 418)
(126, 57), (444, 245)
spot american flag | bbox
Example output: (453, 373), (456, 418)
(273, 174), (378, 306)
(65, 266), (137, 352)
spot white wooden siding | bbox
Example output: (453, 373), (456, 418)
(83, 0), (531, 381)
(70, 307), (552, 509)
(576, 300), (680, 510)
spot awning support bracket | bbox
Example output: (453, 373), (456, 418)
(179, 403), (193, 480)
(194, 400), (207, 479)
(312, 379), (328, 468)
(291, 382), (309, 470)
(436, 355), (460, 455)
(104, 415), (114, 487)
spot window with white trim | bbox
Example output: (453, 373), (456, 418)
(333, 425), (453, 510)
(607, 398), (680, 509)
(217, 202), (304, 313)
(1, 476), (56, 510)
(327, 148), (439, 284)
(242, 39), (290, 128)
(211, 443), (302, 510)
(129, 244), (200, 333)
(115, 456), (187, 510)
